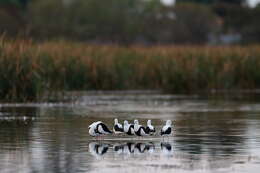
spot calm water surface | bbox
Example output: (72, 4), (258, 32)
(0, 91), (260, 173)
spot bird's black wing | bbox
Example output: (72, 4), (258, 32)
(146, 127), (150, 133)
(161, 127), (171, 135)
(136, 126), (147, 136)
(99, 123), (112, 134)
(127, 126), (134, 135)
(135, 127), (141, 136)
(114, 124), (120, 131)
(114, 124), (124, 132)
(128, 125), (135, 135)
(165, 127), (171, 134)
(94, 124), (102, 134)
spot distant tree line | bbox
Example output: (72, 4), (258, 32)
(178, 0), (244, 5)
(0, 0), (259, 44)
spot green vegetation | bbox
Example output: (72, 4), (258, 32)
(1, 38), (260, 101)
(1, 0), (260, 44)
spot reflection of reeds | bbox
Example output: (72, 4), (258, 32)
(1, 38), (260, 101)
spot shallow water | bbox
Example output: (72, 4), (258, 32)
(0, 91), (260, 173)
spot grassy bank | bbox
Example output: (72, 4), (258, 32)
(1, 38), (260, 101)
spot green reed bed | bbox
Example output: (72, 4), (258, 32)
(1, 38), (260, 101)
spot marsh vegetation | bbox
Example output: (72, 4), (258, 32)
(1, 38), (260, 101)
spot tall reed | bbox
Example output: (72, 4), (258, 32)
(1, 38), (260, 101)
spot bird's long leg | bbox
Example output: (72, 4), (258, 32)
(167, 135), (171, 142)
(98, 135), (103, 140)
(162, 136), (165, 142)
(101, 135), (105, 140)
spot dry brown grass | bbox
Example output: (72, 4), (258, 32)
(1, 38), (260, 101)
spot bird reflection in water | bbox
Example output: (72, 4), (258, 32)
(161, 142), (173, 156)
(88, 142), (110, 158)
(88, 142), (173, 157)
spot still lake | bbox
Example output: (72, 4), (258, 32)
(0, 91), (260, 173)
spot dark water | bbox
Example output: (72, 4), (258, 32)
(0, 91), (260, 173)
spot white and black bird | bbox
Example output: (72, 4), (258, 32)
(146, 119), (156, 135)
(88, 121), (112, 137)
(134, 119), (149, 136)
(113, 118), (124, 134)
(123, 120), (135, 135)
(160, 120), (172, 136)
(88, 121), (102, 137)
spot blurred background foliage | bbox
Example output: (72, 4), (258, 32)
(1, 0), (260, 101)
(0, 0), (260, 44)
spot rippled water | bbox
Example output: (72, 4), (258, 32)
(0, 91), (260, 173)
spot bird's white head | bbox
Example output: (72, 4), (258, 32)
(166, 120), (172, 126)
(124, 120), (129, 125)
(147, 119), (152, 126)
(134, 119), (139, 125)
(114, 118), (118, 124)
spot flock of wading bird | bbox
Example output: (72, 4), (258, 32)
(88, 119), (172, 137)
